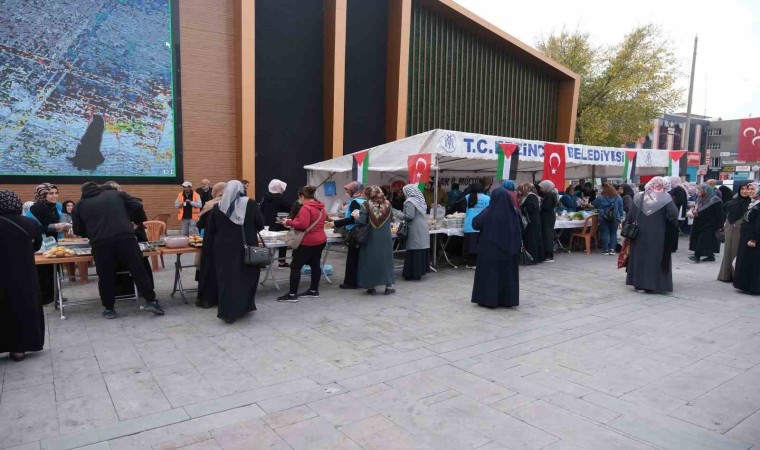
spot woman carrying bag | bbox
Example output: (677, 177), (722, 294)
(277, 186), (327, 303)
(401, 184), (430, 280)
(205, 180), (265, 324)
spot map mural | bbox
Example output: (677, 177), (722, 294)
(0, 0), (179, 180)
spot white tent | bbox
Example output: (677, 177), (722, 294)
(305, 129), (671, 211)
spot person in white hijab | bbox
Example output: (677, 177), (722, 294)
(219, 180), (249, 226)
(268, 179), (287, 194)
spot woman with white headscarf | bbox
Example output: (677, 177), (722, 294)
(204, 180), (265, 323)
(625, 176), (679, 293)
(401, 184), (430, 280)
(537, 180), (558, 262)
(260, 179), (292, 267)
(688, 184), (724, 263)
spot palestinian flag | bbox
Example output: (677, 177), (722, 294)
(622, 150), (637, 181)
(497, 143), (519, 181)
(352, 150), (369, 184)
(668, 150), (686, 178)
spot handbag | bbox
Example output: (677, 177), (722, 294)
(620, 194), (642, 241)
(241, 224), (270, 266)
(345, 223), (369, 247)
(397, 220), (409, 240)
(519, 245), (534, 265)
(617, 240), (630, 269)
(284, 210), (324, 249)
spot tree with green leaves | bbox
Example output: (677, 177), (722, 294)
(537, 24), (684, 146)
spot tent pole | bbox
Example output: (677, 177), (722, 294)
(433, 157), (439, 269)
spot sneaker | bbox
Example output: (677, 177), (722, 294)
(601, 251), (610, 256)
(384, 288), (395, 295)
(703, 256), (716, 262)
(366, 288), (377, 296)
(278, 262), (290, 268)
(545, 258), (555, 263)
(277, 293), (299, 303)
(143, 302), (165, 316)
(298, 289), (319, 298)
(688, 255), (700, 263)
(465, 265), (476, 270)
(102, 309), (117, 319)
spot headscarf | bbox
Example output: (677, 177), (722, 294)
(35, 183), (57, 203)
(748, 182), (760, 210)
(538, 180), (556, 195)
(517, 183), (538, 205)
(475, 188), (521, 255)
(502, 180), (516, 191)
(199, 182), (227, 217)
(696, 184), (722, 212)
(364, 185), (391, 228)
(0, 190), (22, 215)
(726, 181), (753, 224)
(467, 183), (483, 209)
(268, 179), (287, 194)
(621, 184), (635, 199)
(219, 180), (249, 225)
(402, 184), (427, 215)
(344, 182), (364, 198)
(669, 176), (682, 188)
(636, 176), (673, 216)
(23, 201), (34, 216)
(718, 185), (733, 202)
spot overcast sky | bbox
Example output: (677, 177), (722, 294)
(453, 0), (760, 121)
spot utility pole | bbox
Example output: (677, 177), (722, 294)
(683, 35), (698, 156)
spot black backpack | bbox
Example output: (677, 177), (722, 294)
(603, 198), (617, 222)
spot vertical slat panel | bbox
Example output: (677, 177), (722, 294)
(406, 1), (560, 141)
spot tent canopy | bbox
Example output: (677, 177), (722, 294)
(305, 129), (671, 179)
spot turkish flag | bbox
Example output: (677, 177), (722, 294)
(738, 117), (760, 161)
(542, 143), (566, 187)
(408, 153), (432, 184)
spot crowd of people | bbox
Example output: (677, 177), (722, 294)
(3, 174), (760, 364)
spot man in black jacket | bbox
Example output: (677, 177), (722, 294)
(73, 182), (164, 318)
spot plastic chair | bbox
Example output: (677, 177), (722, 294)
(570, 215), (598, 254)
(143, 221), (167, 270)
(152, 214), (171, 236)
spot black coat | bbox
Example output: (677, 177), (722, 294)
(689, 201), (724, 257)
(0, 214), (45, 353)
(520, 194), (543, 263)
(669, 186), (688, 220)
(260, 192), (292, 232)
(205, 201), (264, 321)
(734, 204), (760, 294)
(540, 192), (558, 253)
(73, 185), (147, 245)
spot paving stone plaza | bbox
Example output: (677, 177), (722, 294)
(3, 239), (760, 450)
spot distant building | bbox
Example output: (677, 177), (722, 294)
(627, 112), (710, 182)
(705, 118), (760, 182)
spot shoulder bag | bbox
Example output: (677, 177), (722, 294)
(241, 223), (270, 266)
(284, 210), (324, 249)
(345, 204), (369, 247)
(620, 195), (642, 241)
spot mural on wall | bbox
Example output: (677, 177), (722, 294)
(0, 0), (180, 182)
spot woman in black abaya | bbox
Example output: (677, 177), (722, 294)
(719, 182), (753, 282)
(734, 183), (760, 294)
(518, 183), (543, 264)
(0, 190), (45, 361)
(470, 188), (521, 308)
(68, 115), (106, 171)
(195, 182), (226, 308)
(689, 184), (724, 263)
(206, 180), (264, 323)
(30, 183), (70, 305)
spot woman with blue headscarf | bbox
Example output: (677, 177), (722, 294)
(205, 180), (265, 323)
(688, 184), (724, 263)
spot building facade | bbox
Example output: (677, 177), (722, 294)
(4, 0), (579, 227)
(704, 118), (760, 181)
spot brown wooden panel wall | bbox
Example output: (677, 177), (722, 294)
(4, 0), (238, 230)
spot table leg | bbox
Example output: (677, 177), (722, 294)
(436, 234), (458, 269)
(175, 254), (188, 304)
(320, 243), (332, 284)
(260, 248), (281, 291)
(55, 264), (66, 320)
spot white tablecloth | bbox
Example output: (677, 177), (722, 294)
(554, 219), (587, 229)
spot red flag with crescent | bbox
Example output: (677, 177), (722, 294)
(738, 117), (760, 162)
(408, 153), (432, 184)
(542, 143), (566, 187)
